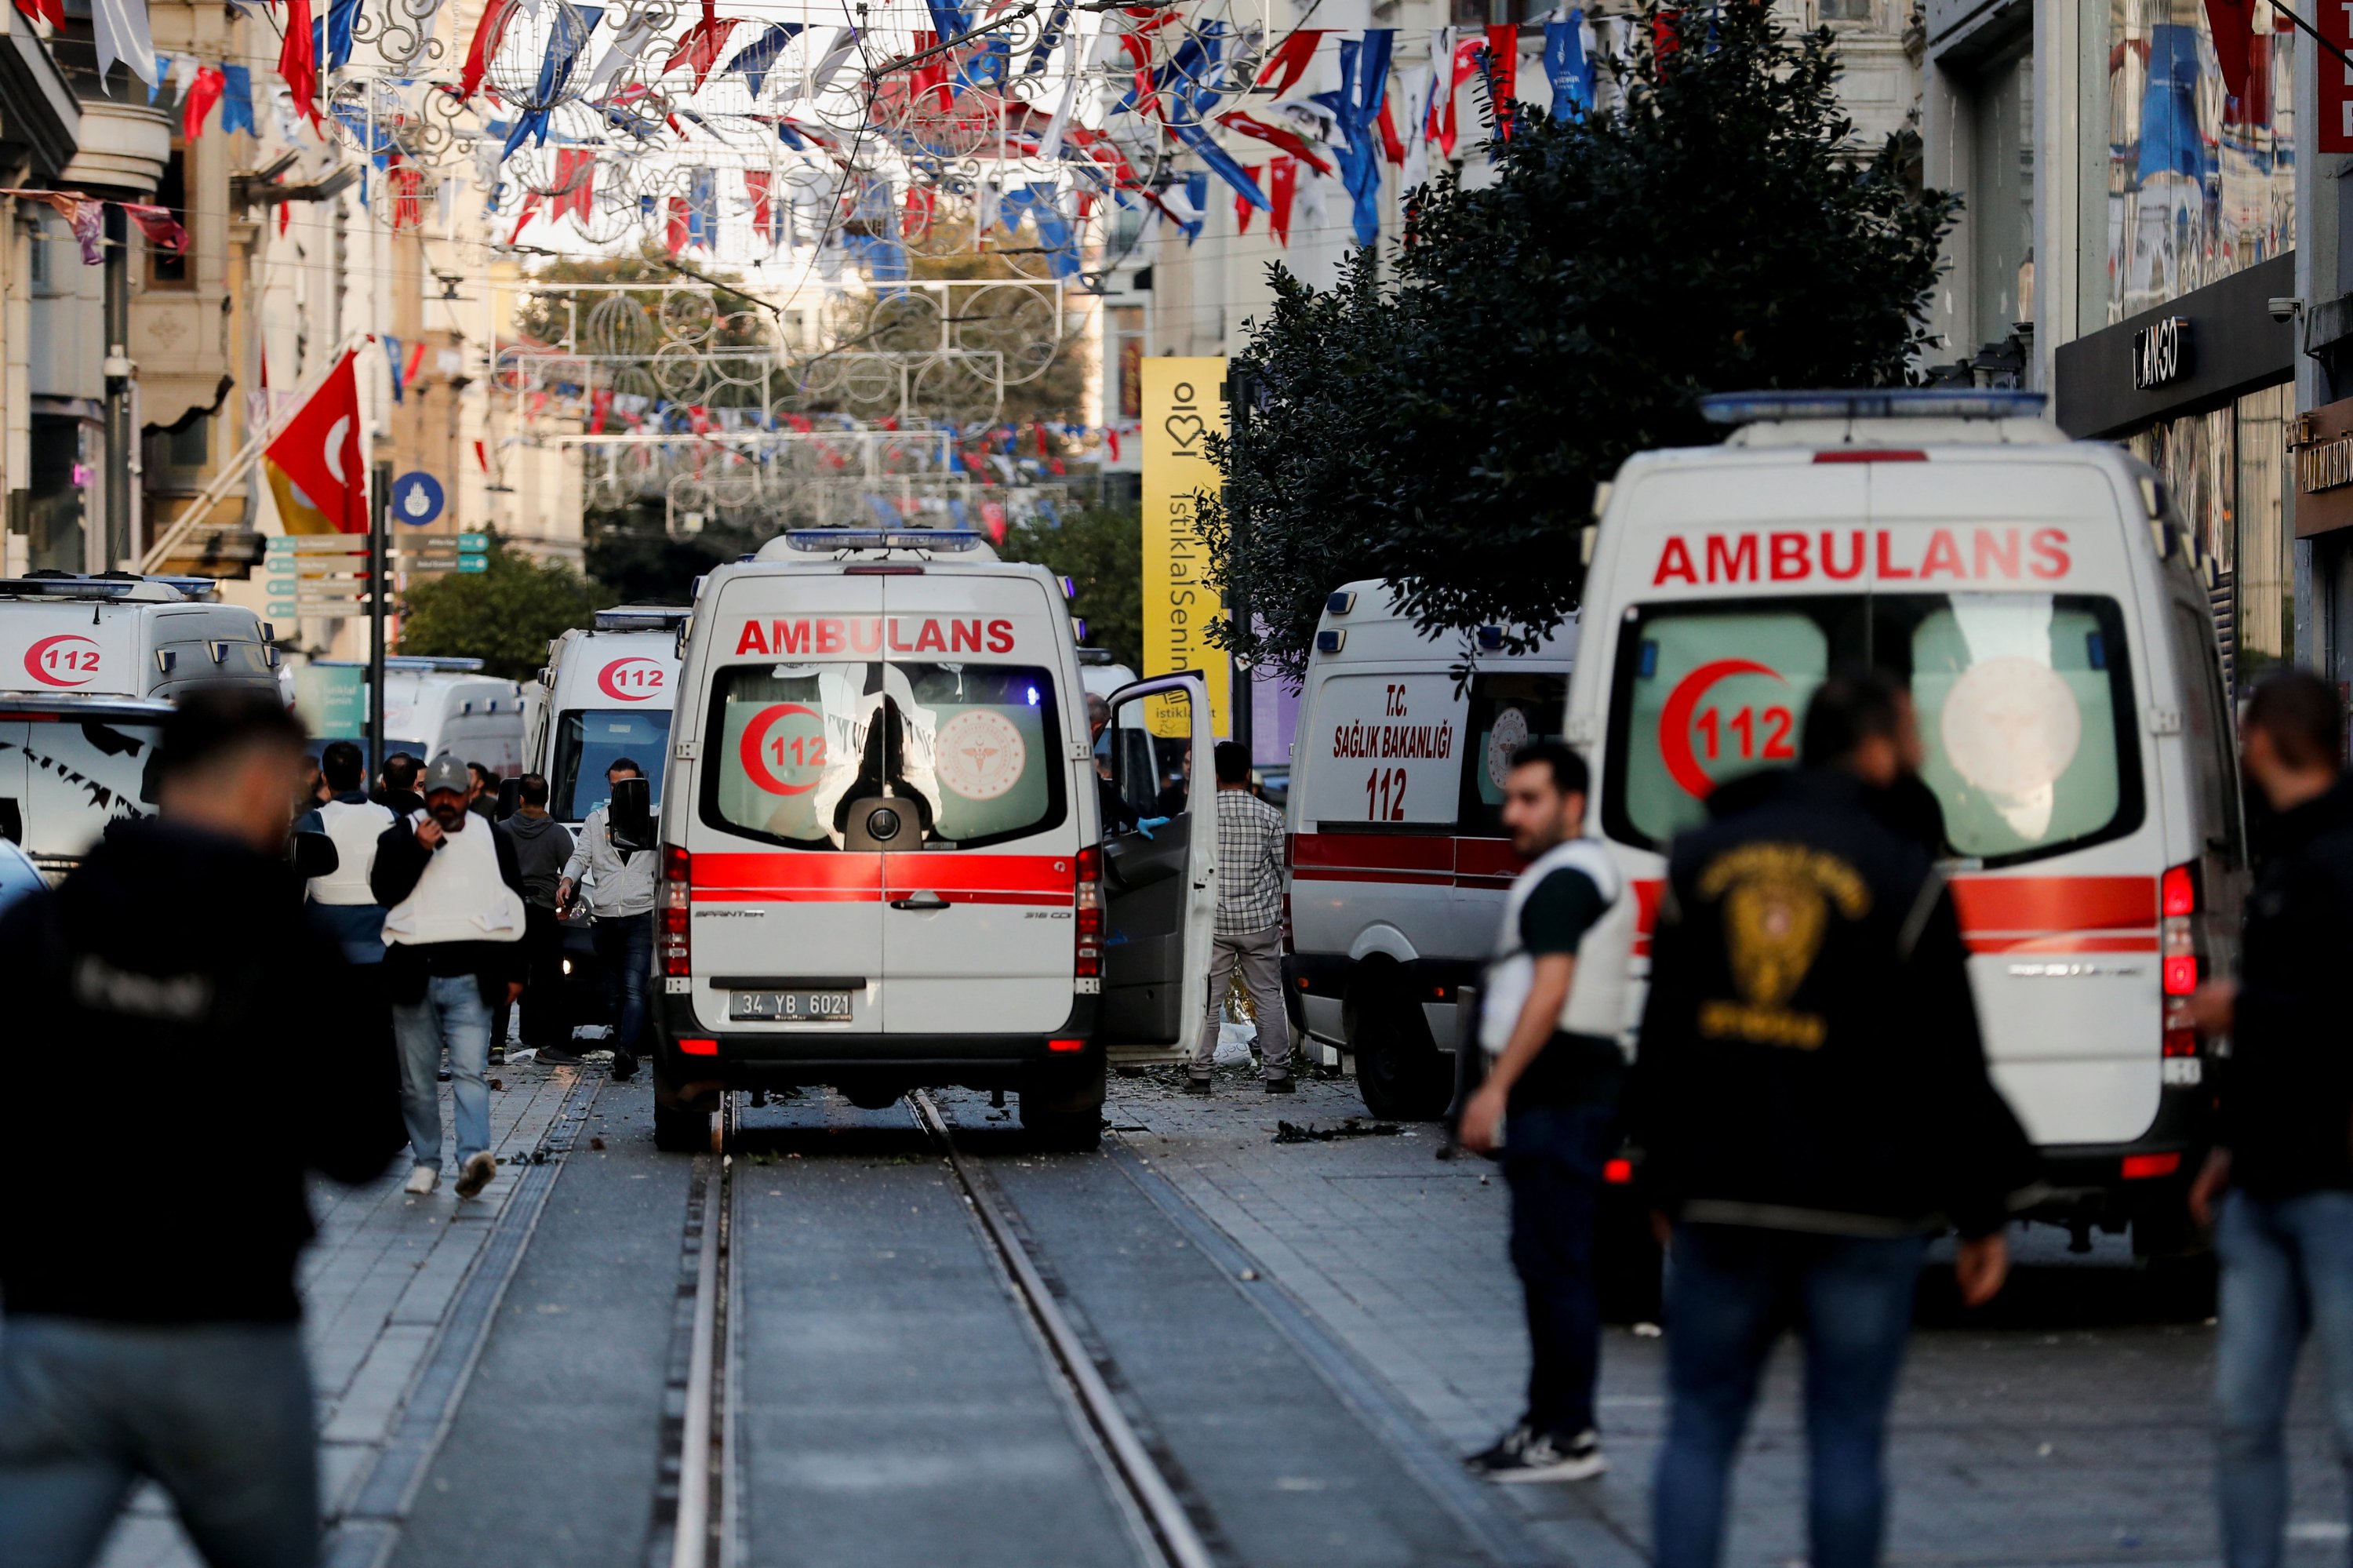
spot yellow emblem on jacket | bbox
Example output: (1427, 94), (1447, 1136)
(1693, 842), (1871, 1050)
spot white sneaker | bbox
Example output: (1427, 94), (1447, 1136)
(455, 1151), (497, 1200)
(404, 1164), (440, 1195)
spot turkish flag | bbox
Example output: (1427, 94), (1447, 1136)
(266, 350), (365, 534)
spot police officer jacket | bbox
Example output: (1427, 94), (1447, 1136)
(1625, 769), (2035, 1239)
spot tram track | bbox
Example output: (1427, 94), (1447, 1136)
(660, 1087), (1556, 1568)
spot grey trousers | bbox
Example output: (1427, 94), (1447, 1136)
(1191, 925), (1291, 1081)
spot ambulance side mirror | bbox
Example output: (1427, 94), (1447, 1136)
(289, 831), (340, 881)
(495, 777), (522, 821)
(609, 776), (654, 853)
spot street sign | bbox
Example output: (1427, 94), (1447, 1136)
(391, 472), (446, 527)
(406, 532), (489, 576)
(456, 532), (486, 550)
(264, 534), (380, 618)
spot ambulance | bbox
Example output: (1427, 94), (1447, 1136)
(1574, 389), (2243, 1255)
(0, 574), (278, 878)
(528, 606), (689, 824)
(304, 657), (527, 776)
(1283, 584), (1577, 1119)
(647, 527), (1215, 1151)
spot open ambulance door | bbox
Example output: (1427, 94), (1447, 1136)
(1096, 672), (1216, 1064)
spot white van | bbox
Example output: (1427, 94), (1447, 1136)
(650, 526), (1215, 1151)
(527, 608), (689, 825)
(306, 657), (528, 776)
(0, 574), (279, 700)
(1284, 583), (1577, 1118)
(1574, 389), (2243, 1255)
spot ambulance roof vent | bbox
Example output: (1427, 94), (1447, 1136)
(1700, 390), (2048, 425)
(593, 606), (691, 631)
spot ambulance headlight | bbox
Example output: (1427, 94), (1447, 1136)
(866, 806), (902, 842)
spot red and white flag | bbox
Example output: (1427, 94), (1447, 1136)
(265, 349), (365, 534)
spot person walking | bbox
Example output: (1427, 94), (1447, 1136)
(465, 761), (498, 819)
(0, 688), (395, 1568)
(1626, 671), (2032, 1568)
(1457, 740), (1634, 1483)
(1187, 741), (1291, 1095)
(373, 752), (529, 1199)
(295, 740), (395, 966)
(558, 757), (654, 1082)
(2187, 669), (2353, 1568)
(503, 774), (577, 1065)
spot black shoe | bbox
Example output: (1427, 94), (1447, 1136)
(1264, 1077), (1297, 1095)
(489, 1045), (506, 1066)
(537, 1046), (585, 1067)
(1482, 1428), (1605, 1484)
(1184, 1076), (1212, 1096)
(436, 1068), (452, 1083)
(609, 1050), (639, 1082)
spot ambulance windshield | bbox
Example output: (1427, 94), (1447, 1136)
(552, 709), (672, 820)
(700, 660), (1065, 849)
(1602, 593), (2143, 867)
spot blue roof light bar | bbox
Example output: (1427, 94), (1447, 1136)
(786, 528), (986, 553)
(1700, 389), (2048, 425)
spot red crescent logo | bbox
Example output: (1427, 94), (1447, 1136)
(597, 657), (663, 702)
(739, 703), (825, 795)
(24, 634), (100, 689)
(1657, 658), (1783, 799)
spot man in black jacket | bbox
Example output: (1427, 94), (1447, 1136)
(373, 752), (529, 1200)
(1627, 671), (2033, 1568)
(0, 688), (395, 1567)
(2187, 669), (2353, 1568)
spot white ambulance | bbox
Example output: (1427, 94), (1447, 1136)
(528, 606), (689, 824)
(1283, 583), (1577, 1119)
(647, 526), (1215, 1151)
(1575, 389), (2243, 1255)
(0, 574), (278, 878)
(304, 657), (528, 777)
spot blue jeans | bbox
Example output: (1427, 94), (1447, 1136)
(1653, 1224), (1928, 1568)
(1501, 1101), (1617, 1439)
(0, 1316), (317, 1568)
(2215, 1188), (2353, 1568)
(392, 974), (491, 1169)
(593, 912), (652, 1055)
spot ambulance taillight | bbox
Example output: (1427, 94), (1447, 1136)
(2160, 862), (2202, 1063)
(1075, 846), (1103, 978)
(660, 844), (691, 978)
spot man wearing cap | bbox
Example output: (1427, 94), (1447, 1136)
(372, 753), (530, 1199)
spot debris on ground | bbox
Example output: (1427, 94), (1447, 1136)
(589, 1137), (606, 1151)
(1274, 1119), (1403, 1144)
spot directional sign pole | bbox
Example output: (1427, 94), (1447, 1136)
(367, 463), (386, 777)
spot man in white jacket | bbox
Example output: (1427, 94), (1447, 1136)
(558, 757), (656, 1082)
(371, 753), (529, 1199)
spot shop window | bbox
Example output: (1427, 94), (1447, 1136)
(148, 148), (190, 288)
(1819, 0), (1876, 20)
(1970, 47), (2035, 351)
(145, 413), (209, 488)
(2106, 0), (2293, 322)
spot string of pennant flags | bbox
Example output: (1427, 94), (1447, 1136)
(16, 0), (1629, 269)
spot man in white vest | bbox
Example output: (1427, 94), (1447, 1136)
(370, 752), (530, 1199)
(295, 740), (395, 964)
(1459, 740), (1634, 1485)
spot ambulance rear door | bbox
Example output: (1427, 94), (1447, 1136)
(689, 570), (891, 1036)
(877, 569), (1086, 1036)
(1096, 672), (1216, 1060)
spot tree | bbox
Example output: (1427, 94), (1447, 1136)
(998, 501), (1145, 671)
(398, 533), (600, 680)
(1201, 0), (1959, 678)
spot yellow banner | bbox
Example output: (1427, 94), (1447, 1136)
(1140, 357), (1230, 739)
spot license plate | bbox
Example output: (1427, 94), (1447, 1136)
(729, 990), (856, 1022)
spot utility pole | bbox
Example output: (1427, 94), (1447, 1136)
(1225, 366), (1253, 759)
(368, 444), (386, 771)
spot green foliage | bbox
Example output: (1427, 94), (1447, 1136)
(998, 501), (1144, 671)
(398, 533), (599, 680)
(583, 500), (758, 606)
(1201, 0), (1959, 678)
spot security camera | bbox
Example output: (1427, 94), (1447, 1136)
(2270, 296), (2304, 324)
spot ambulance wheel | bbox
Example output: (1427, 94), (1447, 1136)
(1351, 983), (1450, 1121)
(1021, 1057), (1107, 1151)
